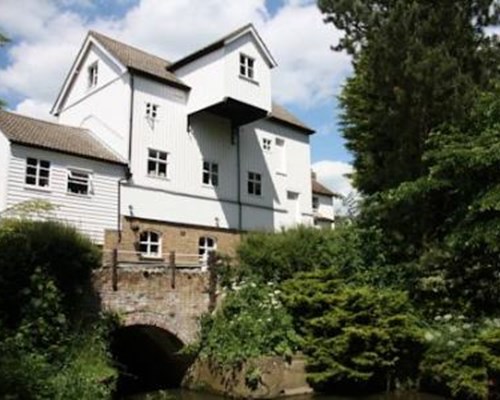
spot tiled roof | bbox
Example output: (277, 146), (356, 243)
(0, 110), (126, 165)
(89, 31), (189, 90)
(312, 179), (341, 198)
(269, 103), (314, 134)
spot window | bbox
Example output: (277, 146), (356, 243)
(88, 62), (98, 88)
(139, 231), (161, 258)
(199, 236), (216, 259)
(67, 170), (92, 195)
(25, 158), (50, 188)
(147, 149), (168, 178)
(312, 195), (319, 212)
(146, 102), (159, 119)
(262, 138), (272, 151)
(247, 171), (262, 196)
(275, 138), (286, 173)
(239, 53), (255, 80)
(202, 161), (219, 187)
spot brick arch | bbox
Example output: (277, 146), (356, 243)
(120, 311), (189, 344)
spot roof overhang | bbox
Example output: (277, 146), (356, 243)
(190, 97), (268, 127)
(51, 34), (127, 116)
(169, 24), (277, 71)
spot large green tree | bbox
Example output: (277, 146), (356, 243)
(318, 0), (500, 195)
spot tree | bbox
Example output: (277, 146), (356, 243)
(318, 0), (500, 195)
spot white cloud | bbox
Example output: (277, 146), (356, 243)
(312, 160), (354, 197)
(12, 99), (56, 121)
(0, 0), (351, 118)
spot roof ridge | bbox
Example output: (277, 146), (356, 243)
(89, 30), (172, 65)
(0, 109), (85, 132)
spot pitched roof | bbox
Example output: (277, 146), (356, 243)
(269, 103), (314, 134)
(89, 31), (189, 90)
(169, 23), (277, 71)
(0, 110), (126, 165)
(312, 179), (341, 198)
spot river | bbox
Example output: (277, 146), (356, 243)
(127, 389), (447, 400)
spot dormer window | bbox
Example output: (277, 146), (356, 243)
(240, 53), (255, 80)
(88, 61), (98, 88)
(146, 102), (159, 119)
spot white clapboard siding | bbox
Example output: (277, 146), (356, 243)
(58, 44), (131, 160)
(6, 144), (124, 243)
(0, 132), (10, 211)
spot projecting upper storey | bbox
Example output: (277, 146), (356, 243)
(169, 24), (277, 125)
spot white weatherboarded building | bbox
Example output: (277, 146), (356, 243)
(0, 24), (335, 259)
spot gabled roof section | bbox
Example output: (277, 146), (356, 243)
(169, 24), (277, 71)
(312, 178), (342, 198)
(0, 110), (126, 165)
(268, 103), (315, 134)
(88, 31), (188, 90)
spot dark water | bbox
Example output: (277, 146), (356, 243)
(127, 389), (447, 400)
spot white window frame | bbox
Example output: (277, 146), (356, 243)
(247, 171), (262, 196)
(88, 61), (98, 88)
(202, 161), (219, 187)
(25, 158), (50, 188)
(146, 102), (159, 120)
(239, 53), (255, 80)
(262, 138), (272, 152)
(147, 149), (168, 178)
(139, 231), (162, 258)
(199, 236), (217, 263)
(67, 169), (92, 196)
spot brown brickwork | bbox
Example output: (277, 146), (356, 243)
(104, 217), (241, 266)
(94, 267), (211, 344)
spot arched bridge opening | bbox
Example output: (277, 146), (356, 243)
(111, 324), (193, 396)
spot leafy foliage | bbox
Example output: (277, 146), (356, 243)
(421, 318), (500, 399)
(282, 273), (424, 393)
(0, 219), (115, 399)
(195, 280), (300, 369)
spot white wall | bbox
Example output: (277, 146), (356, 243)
(224, 34), (272, 112)
(314, 193), (334, 228)
(58, 44), (131, 159)
(0, 132), (10, 211)
(6, 144), (124, 243)
(241, 119), (313, 230)
(176, 32), (272, 114)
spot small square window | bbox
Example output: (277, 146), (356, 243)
(148, 149), (168, 178)
(88, 62), (98, 88)
(248, 171), (262, 196)
(67, 170), (92, 195)
(312, 196), (319, 212)
(240, 53), (255, 80)
(262, 138), (272, 151)
(146, 102), (159, 119)
(25, 158), (50, 188)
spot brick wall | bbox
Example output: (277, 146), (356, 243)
(94, 266), (211, 344)
(104, 217), (241, 265)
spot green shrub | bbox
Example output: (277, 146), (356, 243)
(237, 225), (385, 283)
(195, 279), (301, 369)
(420, 318), (500, 399)
(282, 274), (425, 393)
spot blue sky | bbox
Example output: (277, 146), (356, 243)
(0, 0), (354, 197)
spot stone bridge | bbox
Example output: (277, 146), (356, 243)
(93, 265), (214, 345)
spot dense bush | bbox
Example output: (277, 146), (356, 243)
(237, 225), (385, 283)
(420, 318), (500, 399)
(195, 279), (300, 369)
(281, 273), (425, 393)
(0, 217), (115, 399)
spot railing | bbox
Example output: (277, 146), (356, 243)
(102, 249), (217, 295)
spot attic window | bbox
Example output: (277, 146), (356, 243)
(88, 61), (98, 88)
(240, 53), (255, 80)
(146, 102), (159, 119)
